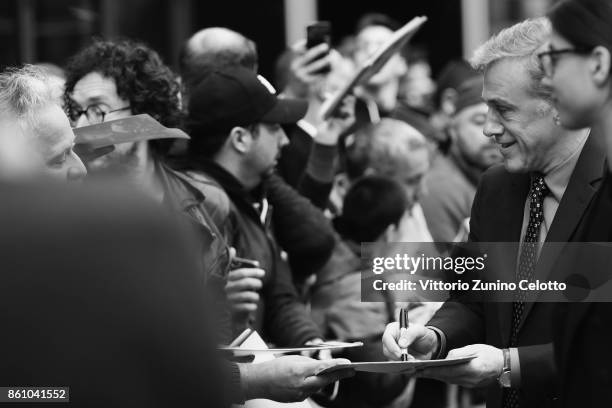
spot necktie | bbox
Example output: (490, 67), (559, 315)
(504, 174), (549, 408)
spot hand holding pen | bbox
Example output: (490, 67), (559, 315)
(399, 308), (409, 361)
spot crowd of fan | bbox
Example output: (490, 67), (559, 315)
(0, 12), (504, 408)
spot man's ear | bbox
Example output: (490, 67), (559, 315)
(591, 45), (612, 87)
(228, 126), (254, 154)
(381, 223), (397, 243)
(440, 88), (458, 115)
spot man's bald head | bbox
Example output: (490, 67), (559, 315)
(179, 27), (258, 89)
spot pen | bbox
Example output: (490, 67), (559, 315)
(399, 307), (409, 361)
(229, 327), (253, 347)
(230, 255), (260, 268)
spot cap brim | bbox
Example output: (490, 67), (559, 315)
(260, 97), (308, 125)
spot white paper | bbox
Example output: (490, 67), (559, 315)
(222, 340), (363, 357)
(315, 355), (477, 375)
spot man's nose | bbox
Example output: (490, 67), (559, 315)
(67, 151), (87, 182)
(278, 129), (289, 148)
(540, 75), (552, 88)
(483, 109), (503, 138)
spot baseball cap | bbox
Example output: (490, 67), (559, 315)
(187, 66), (308, 130)
(454, 76), (484, 114)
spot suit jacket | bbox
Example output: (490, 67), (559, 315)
(553, 168), (612, 408)
(427, 134), (606, 408)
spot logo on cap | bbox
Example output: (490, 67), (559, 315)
(257, 75), (277, 95)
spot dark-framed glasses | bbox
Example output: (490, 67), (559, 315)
(537, 47), (592, 78)
(67, 104), (131, 125)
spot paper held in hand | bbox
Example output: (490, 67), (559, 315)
(73, 114), (190, 148)
(319, 15), (428, 120)
(315, 355), (477, 375)
(221, 340), (364, 357)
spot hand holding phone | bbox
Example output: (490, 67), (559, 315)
(306, 21), (332, 75)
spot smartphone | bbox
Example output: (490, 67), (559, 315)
(306, 21), (332, 74)
(306, 21), (331, 49)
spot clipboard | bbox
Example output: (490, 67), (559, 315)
(221, 341), (364, 357)
(73, 114), (189, 148)
(320, 16), (428, 119)
(315, 354), (477, 375)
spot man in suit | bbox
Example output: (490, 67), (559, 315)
(382, 18), (606, 408)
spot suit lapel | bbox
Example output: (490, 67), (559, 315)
(496, 173), (530, 345)
(518, 135), (606, 330)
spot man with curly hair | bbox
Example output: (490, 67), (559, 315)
(63, 39), (182, 175)
(63, 37), (236, 323)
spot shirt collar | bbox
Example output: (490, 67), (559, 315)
(543, 130), (589, 203)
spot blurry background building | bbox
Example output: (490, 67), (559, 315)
(3, 0), (555, 80)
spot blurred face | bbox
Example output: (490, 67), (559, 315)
(354, 25), (406, 86)
(70, 72), (135, 173)
(541, 31), (602, 130)
(482, 58), (558, 174)
(451, 102), (502, 170)
(246, 123), (289, 178)
(29, 104), (87, 182)
(402, 61), (436, 109)
(377, 146), (429, 209)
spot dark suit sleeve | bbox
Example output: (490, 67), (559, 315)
(518, 343), (556, 394)
(426, 173), (488, 352)
(265, 173), (335, 281)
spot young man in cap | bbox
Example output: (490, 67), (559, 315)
(177, 66), (330, 347)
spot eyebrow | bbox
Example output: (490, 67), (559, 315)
(484, 97), (516, 110)
(71, 95), (111, 107)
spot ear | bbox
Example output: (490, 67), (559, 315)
(440, 88), (458, 115)
(591, 45), (612, 87)
(333, 173), (350, 200)
(381, 223), (397, 243)
(227, 126), (254, 154)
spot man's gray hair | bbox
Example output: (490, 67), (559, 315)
(470, 18), (552, 100)
(0, 65), (63, 133)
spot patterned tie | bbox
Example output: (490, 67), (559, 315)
(504, 174), (549, 408)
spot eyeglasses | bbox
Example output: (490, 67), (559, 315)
(537, 47), (592, 78)
(67, 104), (131, 125)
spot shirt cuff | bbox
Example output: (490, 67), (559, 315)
(510, 347), (521, 388)
(425, 326), (447, 359)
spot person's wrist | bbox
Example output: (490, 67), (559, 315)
(497, 348), (511, 388)
(238, 363), (251, 400)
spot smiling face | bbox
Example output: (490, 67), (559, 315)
(542, 31), (604, 130)
(482, 58), (559, 174)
